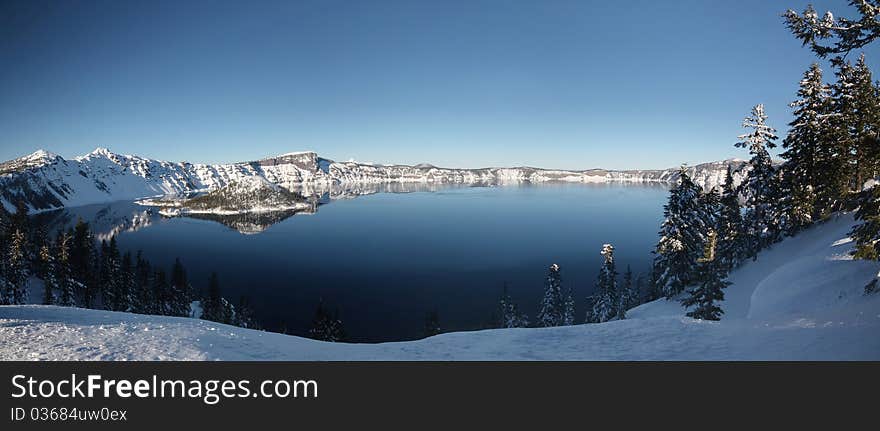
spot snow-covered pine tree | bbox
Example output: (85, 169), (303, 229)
(736, 104), (782, 257)
(849, 54), (880, 190)
(591, 244), (619, 323)
(681, 229), (730, 320)
(700, 186), (723, 233)
(780, 64), (831, 233)
(784, 2), (880, 67)
(55, 231), (76, 307)
(562, 286), (576, 326)
(3, 229), (29, 305)
(309, 300), (346, 342)
(39, 243), (56, 305)
(537, 263), (565, 327)
(498, 283), (529, 328)
(717, 166), (745, 270)
(652, 167), (707, 298)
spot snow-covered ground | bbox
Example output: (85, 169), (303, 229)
(2, 214), (879, 360)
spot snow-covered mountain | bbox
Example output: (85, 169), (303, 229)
(2, 214), (877, 360)
(0, 148), (747, 213)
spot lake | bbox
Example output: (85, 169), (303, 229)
(32, 182), (669, 342)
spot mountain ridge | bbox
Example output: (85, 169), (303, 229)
(0, 148), (748, 213)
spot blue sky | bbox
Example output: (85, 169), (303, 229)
(1, 0), (877, 169)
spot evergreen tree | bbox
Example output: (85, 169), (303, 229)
(169, 258), (192, 317)
(653, 167), (707, 298)
(424, 309), (441, 337)
(118, 251), (133, 312)
(681, 229), (730, 320)
(537, 263), (566, 327)
(849, 54), (880, 189)
(39, 242), (56, 305)
(55, 231), (76, 307)
(784, 1), (880, 66)
(591, 244), (619, 323)
(201, 272), (223, 322)
(852, 185), (880, 260)
(811, 61), (861, 216)
(618, 265), (638, 320)
(309, 300), (346, 342)
(70, 219), (98, 307)
(780, 63), (836, 235)
(497, 283), (529, 328)
(235, 296), (257, 329)
(634, 273), (646, 305)
(717, 166), (746, 270)
(152, 269), (169, 315)
(132, 251), (153, 314)
(10, 200), (29, 239)
(562, 286), (576, 326)
(99, 238), (122, 311)
(3, 229), (29, 305)
(780, 65), (830, 232)
(736, 104), (782, 256)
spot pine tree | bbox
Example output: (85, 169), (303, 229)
(118, 251), (133, 312)
(618, 265), (638, 320)
(681, 229), (730, 320)
(169, 258), (192, 317)
(562, 286), (576, 326)
(235, 296), (257, 329)
(3, 229), (29, 305)
(852, 185), (880, 259)
(634, 273), (646, 305)
(309, 300), (346, 342)
(99, 237), (122, 311)
(132, 251), (153, 314)
(202, 272), (223, 322)
(39, 243), (56, 305)
(736, 104), (782, 256)
(55, 231), (76, 307)
(537, 263), (566, 327)
(717, 166), (746, 270)
(152, 269), (169, 315)
(780, 64), (831, 233)
(497, 283), (529, 328)
(70, 219), (98, 307)
(591, 244), (619, 323)
(784, 2), (880, 66)
(849, 54), (880, 189)
(653, 167), (707, 298)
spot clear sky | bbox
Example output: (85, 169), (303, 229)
(1, 0), (877, 169)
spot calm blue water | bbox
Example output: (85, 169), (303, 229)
(35, 183), (668, 342)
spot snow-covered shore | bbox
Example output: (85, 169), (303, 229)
(2, 214), (879, 360)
